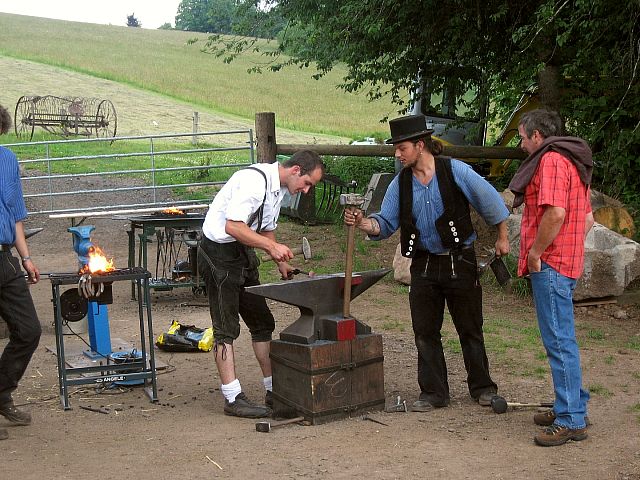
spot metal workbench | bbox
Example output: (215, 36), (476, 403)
(121, 213), (206, 298)
(49, 267), (158, 410)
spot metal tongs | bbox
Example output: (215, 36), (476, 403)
(478, 251), (512, 287)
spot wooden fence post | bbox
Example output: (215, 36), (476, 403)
(192, 111), (199, 145)
(255, 112), (277, 163)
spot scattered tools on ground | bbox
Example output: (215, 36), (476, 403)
(79, 405), (110, 414)
(339, 193), (366, 318)
(362, 415), (389, 426)
(255, 416), (306, 433)
(261, 236), (312, 262)
(384, 396), (408, 413)
(490, 395), (554, 414)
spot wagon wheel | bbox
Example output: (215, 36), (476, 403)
(14, 96), (35, 140)
(95, 100), (117, 139)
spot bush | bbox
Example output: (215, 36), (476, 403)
(323, 156), (395, 192)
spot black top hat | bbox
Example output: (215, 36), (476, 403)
(385, 115), (434, 144)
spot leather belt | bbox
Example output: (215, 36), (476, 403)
(0, 244), (13, 252)
(417, 244), (473, 257)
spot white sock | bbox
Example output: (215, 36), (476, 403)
(263, 376), (273, 392)
(220, 379), (242, 403)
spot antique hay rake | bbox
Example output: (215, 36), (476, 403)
(14, 95), (117, 141)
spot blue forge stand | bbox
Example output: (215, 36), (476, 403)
(68, 225), (112, 359)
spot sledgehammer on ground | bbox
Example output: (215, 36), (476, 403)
(255, 416), (305, 433)
(490, 395), (553, 414)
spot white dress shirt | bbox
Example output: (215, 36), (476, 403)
(202, 163), (285, 243)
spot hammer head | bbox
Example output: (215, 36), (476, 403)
(301, 236), (311, 260)
(255, 421), (271, 433)
(490, 395), (508, 414)
(339, 193), (365, 208)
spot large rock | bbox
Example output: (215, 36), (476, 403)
(507, 214), (640, 300)
(576, 223), (640, 300)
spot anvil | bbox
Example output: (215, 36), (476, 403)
(245, 269), (390, 344)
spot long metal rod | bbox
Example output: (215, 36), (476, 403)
(49, 203), (208, 219)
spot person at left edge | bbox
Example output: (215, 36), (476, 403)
(198, 150), (324, 418)
(0, 104), (42, 441)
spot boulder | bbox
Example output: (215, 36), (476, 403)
(507, 215), (640, 300)
(575, 223), (640, 300)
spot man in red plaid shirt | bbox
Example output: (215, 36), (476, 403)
(509, 109), (594, 447)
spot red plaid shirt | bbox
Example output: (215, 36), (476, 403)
(518, 151), (592, 279)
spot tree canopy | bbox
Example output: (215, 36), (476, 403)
(175, 0), (284, 37)
(201, 0), (640, 208)
(126, 14), (141, 28)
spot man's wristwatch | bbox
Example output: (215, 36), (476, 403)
(21, 256), (31, 262)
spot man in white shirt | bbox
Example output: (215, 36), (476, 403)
(199, 150), (324, 418)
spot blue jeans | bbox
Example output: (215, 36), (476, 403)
(530, 261), (589, 429)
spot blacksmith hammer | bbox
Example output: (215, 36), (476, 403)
(255, 416), (305, 433)
(490, 395), (553, 414)
(339, 193), (366, 318)
(261, 236), (311, 262)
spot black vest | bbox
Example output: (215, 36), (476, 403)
(399, 157), (474, 258)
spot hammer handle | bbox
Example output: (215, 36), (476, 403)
(261, 246), (303, 262)
(343, 223), (355, 317)
(256, 415), (305, 432)
(508, 401), (554, 408)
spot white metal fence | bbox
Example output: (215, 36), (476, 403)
(3, 130), (255, 216)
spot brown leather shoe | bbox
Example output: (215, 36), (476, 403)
(534, 409), (591, 427)
(534, 424), (588, 446)
(533, 409), (556, 426)
(0, 402), (31, 426)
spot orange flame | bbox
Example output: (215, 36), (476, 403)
(79, 246), (115, 274)
(162, 207), (184, 215)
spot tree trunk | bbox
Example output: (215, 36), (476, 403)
(537, 63), (561, 113)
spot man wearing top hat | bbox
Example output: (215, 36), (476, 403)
(344, 114), (510, 411)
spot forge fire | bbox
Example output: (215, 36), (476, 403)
(161, 207), (185, 215)
(79, 245), (115, 274)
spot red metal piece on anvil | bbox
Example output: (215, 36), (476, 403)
(335, 318), (356, 341)
(245, 269), (390, 344)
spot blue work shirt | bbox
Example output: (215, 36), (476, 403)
(0, 146), (29, 244)
(370, 159), (509, 254)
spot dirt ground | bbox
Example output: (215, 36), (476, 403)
(1, 202), (639, 480)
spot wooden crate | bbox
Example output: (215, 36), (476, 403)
(270, 334), (385, 424)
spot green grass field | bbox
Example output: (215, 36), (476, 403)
(0, 13), (397, 139)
